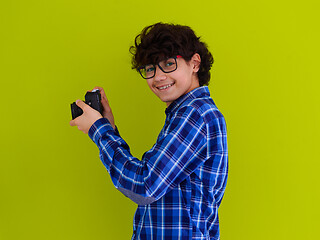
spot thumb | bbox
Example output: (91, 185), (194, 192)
(75, 100), (87, 110)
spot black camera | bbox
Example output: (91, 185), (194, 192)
(71, 90), (103, 120)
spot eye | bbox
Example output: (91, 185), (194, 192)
(146, 66), (155, 72)
(164, 58), (176, 67)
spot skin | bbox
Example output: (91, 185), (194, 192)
(69, 86), (115, 134)
(147, 53), (201, 107)
(70, 53), (201, 134)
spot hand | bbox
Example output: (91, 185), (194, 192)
(70, 100), (103, 134)
(90, 86), (116, 130)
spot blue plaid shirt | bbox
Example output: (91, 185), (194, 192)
(88, 86), (228, 240)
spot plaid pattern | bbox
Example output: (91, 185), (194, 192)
(88, 86), (228, 240)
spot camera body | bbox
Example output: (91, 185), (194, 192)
(71, 90), (103, 120)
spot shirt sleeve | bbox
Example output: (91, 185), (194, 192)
(88, 106), (207, 205)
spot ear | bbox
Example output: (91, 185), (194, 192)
(191, 53), (201, 73)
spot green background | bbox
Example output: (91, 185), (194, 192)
(1, 0), (319, 239)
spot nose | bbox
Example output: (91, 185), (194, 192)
(154, 65), (167, 82)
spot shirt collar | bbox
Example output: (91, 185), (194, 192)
(165, 86), (210, 115)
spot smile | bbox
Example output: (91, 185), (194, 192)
(156, 83), (175, 90)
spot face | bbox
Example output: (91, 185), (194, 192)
(146, 54), (201, 107)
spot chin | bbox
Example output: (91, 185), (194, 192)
(160, 97), (176, 104)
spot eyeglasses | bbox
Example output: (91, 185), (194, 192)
(137, 55), (182, 79)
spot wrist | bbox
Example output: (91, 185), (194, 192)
(88, 118), (115, 143)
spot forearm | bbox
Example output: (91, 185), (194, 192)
(88, 107), (209, 205)
(89, 118), (155, 204)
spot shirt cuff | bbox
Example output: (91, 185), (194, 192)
(88, 118), (115, 144)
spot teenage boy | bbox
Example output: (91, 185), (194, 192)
(70, 22), (228, 240)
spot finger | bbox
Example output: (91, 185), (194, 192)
(92, 86), (105, 95)
(89, 87), (98, 92)
(70, 119), (77, 126)
(88, 88), (109, 106)
(93, 86), (104, 92)
(75, 100), (87, 110)
(93, 86), (106, 96)
(93, 86), (110, 104)
(101, 95), (109, 105)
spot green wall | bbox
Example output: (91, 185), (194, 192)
(1, 0), (319, 239)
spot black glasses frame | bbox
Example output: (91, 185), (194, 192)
(137, 55), (182, 79)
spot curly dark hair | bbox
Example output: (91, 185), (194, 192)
(129, 22), (214, 86)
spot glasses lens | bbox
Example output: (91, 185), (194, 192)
(159, 57), (177, 73)
(138, 57), (178, 79)
(139, 64), (155, 79)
